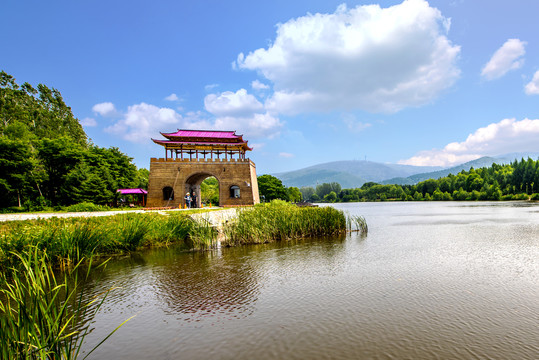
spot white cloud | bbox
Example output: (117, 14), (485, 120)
(525, 70), (539, 95)
(204, 89), (264, 117)
(104, 89), (282, 143)
(213, 112), (282, 139)
(249, 142), (265, 150)
(279, 152), (294, 158)
(105, 103), (183, 143)
(165, 93), (179, 101)
(399, 118), (539, 166)
(251, 80), (270, 90)
(92, 102), (117, 117)
(481, 39), (526, 80)
(342, 114), (371, 132)
(204, 89), (283, 139)
(235, 0), (460, 114)
(205, 83), (219, 91)
(80, 117), (97, 127)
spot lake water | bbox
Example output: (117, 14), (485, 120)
(81, 202), (538, 359)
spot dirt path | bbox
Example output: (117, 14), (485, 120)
(0, 207), (231, 223)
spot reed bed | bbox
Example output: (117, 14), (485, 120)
(0, 247), (130, 359)
(222, 200), (348, 246)
(0, 213), (216, 271)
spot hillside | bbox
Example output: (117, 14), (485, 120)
(274, 153), (539, 189)
(381, 156), (502, 185)
(274, 160), (442, 188)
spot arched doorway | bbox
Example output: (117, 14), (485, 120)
(184, 173), (220, 208)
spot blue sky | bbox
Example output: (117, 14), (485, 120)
(2, 0), (539, 174)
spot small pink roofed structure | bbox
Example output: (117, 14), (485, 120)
(117, 188), (147, 207)
(117, 188), (148, 195)
(152, 129), (252, 161)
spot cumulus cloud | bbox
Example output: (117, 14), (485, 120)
(204, 89), (264, 117)
(525, 70), (539, 95)
(105, 103), (185, 143)
(481, 39), (526, 80)
(165, 93), (179, 101)
(235, 0), (460, 114)
(80, 117), (97, 127)
(251, 80), (270, 90)
(104, 89), (282, 143)
(399, 118), (539, 166)
(204, 89), (283, 139)
(92, 102), (117, 117)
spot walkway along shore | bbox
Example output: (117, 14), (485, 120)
(0, 207), (237, 224)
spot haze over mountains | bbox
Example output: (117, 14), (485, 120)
(274, 153), (539, 188)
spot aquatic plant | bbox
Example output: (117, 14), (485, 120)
(0, 213), (204, 271)
(0, 247), (130, 359)
(222, 200), (348, 246)
(347, 215), (368, 234)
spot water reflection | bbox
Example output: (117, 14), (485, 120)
(78, 203), (539, 360)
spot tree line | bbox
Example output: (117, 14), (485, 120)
(298, 159), (539, 203)
(0, 71), (147, 210)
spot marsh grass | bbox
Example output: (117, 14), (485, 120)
(0, 247), (130, 359)
(222, 200), (348, 246)
(0, 213), (212, 271)
(347, 215), (368, 234)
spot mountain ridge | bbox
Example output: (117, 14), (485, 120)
(273, 152), (539, 188)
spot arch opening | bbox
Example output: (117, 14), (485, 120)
(185, 173), (220, 208)
(230, 185), (240, 199)
(163, 186), (174, 201)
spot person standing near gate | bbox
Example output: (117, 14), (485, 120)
(185, 192), (191, 208)
(192, 192), (197, 208)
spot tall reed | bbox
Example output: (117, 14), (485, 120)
(222, 200), (348, 246)
(0, 213), (203, 271)
(0, 247), (130, 359)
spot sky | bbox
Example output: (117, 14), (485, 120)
(2, 0), (539, 174)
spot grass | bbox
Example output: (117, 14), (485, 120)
(0, 202), (363, 270)
(0, 247), (131, 359)
(0, 213), (216, 272)
(222, 200), (349, 246)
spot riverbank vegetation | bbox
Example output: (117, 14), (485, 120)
(222, 200), (348, 246)
(0, 248), (129, 359)
(299, 158), (539, 202)
(0, 212), (217, 272)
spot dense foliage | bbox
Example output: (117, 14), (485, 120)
(299, 159), (539, 202)
(257, 174), (302, 202)
(200, 176), (219, 205)
(0, 71), (147, 209)
(222, 200), (347, 246)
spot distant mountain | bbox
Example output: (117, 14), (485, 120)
(274, 160), (442, 188)
(272, 152), (539, 189)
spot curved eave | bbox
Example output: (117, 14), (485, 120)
(152, 139), (252, 151)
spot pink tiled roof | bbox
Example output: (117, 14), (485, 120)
(117, 188), (148, 194)
(152, 139), (252, 150)
(161, 129), (241, 139)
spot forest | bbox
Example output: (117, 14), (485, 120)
(299, 158), (539, 202)
(0, 71), (148, 211)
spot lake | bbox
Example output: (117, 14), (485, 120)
(80, 202), (539, 359)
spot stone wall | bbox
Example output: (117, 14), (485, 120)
(147, 158), (260, 208)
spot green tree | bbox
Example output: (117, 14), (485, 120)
(287, 187), (303, 202)
(324, 191), (337, 202)
(0, 138), (35, 207)
(258, 174), (289, 201)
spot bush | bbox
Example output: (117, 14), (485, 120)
(66, 202), (110, 212)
